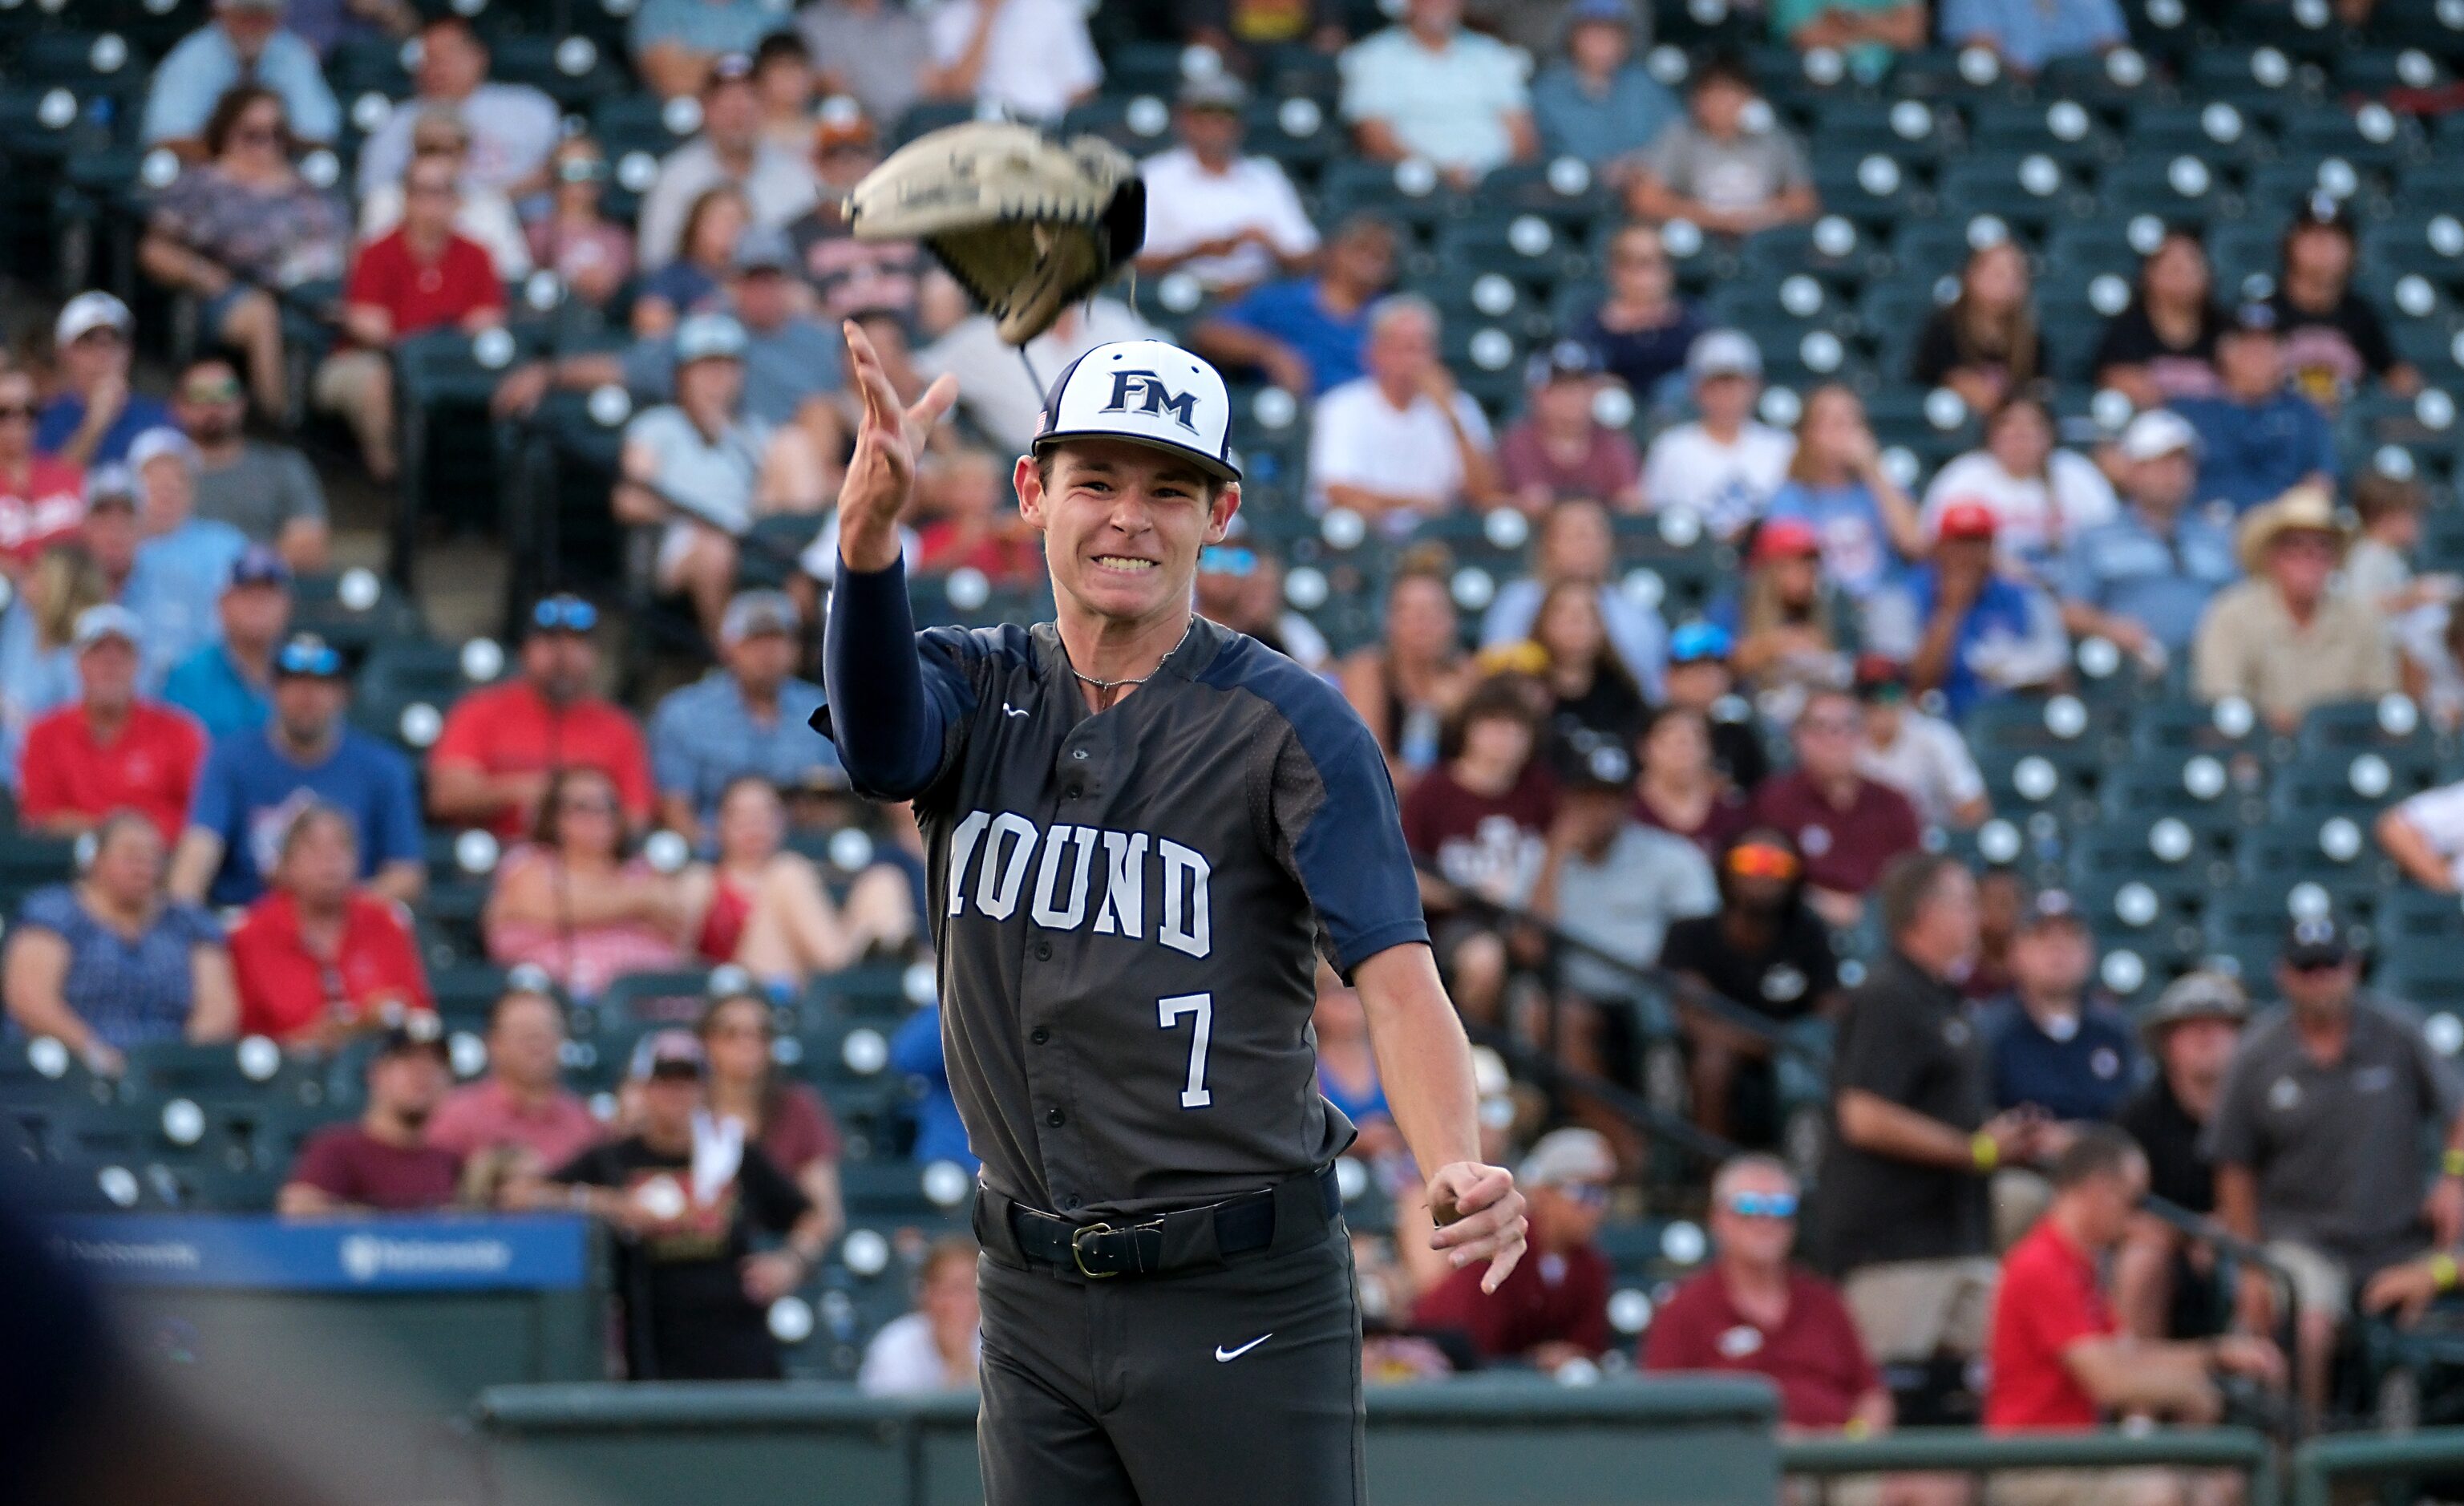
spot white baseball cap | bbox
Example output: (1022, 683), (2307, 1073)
(1685, 328), (1762, 383)
(127, 427), (198, 475)
(55, 291), (132, 347)
(2119, 408), (2199, 463)
(1032, 339), (1240, 484)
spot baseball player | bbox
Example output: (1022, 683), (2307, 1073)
(815, 322), (1527, 1505)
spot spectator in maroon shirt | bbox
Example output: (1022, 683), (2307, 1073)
(1399, 674), (1558, 1028)
(1413, 1127), (1612, 1372)
(1646, 1156), (1964, 1506)
(1496, 342), (1643, 515)
(278, 1026), (463, 1214)
(315, 151), (507, 482)
(1749, 687), (1921, 925)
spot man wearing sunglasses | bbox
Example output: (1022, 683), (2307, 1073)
(38, 294), (169, 470)
(1413, 1127), (1612, 1375)
(430, 595), (655, 842)
(173, 356), (332, 573)
(1645, 1156), (1960, 1506)
(172, 633), (423, 909)
(2208, 914), (2464, 1425)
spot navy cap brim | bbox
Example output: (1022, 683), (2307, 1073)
(1029, 427), (1241, 485)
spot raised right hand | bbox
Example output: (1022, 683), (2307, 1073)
(838, 319), (957, 573)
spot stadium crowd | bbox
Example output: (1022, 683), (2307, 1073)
(10, 0), (2464, 1492)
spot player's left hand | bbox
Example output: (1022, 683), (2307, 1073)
(1426, 1161), (1527, 1293)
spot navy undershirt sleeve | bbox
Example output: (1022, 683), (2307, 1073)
(821, 556), (953, 800)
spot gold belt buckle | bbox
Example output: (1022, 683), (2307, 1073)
(1070, 1222), (1118, 1278)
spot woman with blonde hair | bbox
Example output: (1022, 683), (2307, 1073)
(1730, 520), (1852, 703)
(0, 542), (109, 778)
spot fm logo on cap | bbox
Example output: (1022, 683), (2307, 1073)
(1103, 370), (1201, 433)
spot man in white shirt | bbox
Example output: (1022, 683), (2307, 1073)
(636, 54), (819, 269)
(355, 16), (559, 200)
(1641, 330), (1795, 541)
(921, 0), (1102, 122)
(1137, 75), (1320, 295)
(1340, 0), (1538, 184)
(916, 298), (1161, 456)
(2377, 779), (2464, 895)
(1308, 295), (1500, 526)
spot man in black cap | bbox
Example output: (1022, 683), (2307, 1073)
(2171, 302), (2340, 516)
(2208, 916), (2464, 1421)
(279, 1025), (461, 1215)
(531, 1029), (835, 1381)
(1979, 889), (2137, 1126)
(2114, 972), (2248, 1342)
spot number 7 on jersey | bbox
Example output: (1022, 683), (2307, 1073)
(1158, 993), (1214, 1108)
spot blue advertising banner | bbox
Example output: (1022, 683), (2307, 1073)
(42, 1214), (592, 1292)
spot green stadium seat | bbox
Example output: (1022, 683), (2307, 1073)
(2182, 46), (2324, 115)
(2235, 812), (2387, 888)
(0, 1037), (111, 1107)
(115, 1039), (332, 1111)
(1967, 100), (2120, 168)
(598, 969), (732, 1025)
(1936, 154), (2090, 233)
(1244, 95), (1338, 185)
(1059, 95), (1176, 157)
(2098, 152), (2233, 218)
(2278, 102), (2428, 173)
(488, 33), (626, 110)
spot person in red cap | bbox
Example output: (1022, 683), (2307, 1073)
(1730, 517), (1851, 702)
(1865, 502), (2068, 720)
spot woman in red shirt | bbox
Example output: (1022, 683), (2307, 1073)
(230, 803), (431, 1045)
(691, 775), (913, 985)
(0, 369), (83, 571)
(699, 988), (844, 1251)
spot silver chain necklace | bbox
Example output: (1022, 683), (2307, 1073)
(1066, 616), (1196, 698)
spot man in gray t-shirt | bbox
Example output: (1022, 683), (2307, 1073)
(173, 357), (330, 568)
(1531, 745), (1717, 1010)
(1627, 56), (1816, 236)
(796, 0), (930, 130)
(2206, 915), (2464, 1422)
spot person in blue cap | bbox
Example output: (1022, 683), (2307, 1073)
(1662, 620), (1770, 793)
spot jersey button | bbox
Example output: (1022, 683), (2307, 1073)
(1063, 787), (1080, 800)
(1034, 940), (1053, 961)
(1046, 1107), (1066, 1127)
(1030, 1026), (1050, 1045)
(1058, 1193), (1082, 1211)
(1070, 749), (1089, 761)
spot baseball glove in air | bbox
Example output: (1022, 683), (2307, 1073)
(847, 121), (1147, 346)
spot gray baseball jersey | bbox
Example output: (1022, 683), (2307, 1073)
(815, 609), (1429, 1221)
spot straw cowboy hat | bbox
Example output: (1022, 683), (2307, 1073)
(2235, 483), (2352, 576)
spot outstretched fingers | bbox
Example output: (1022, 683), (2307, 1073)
(844, 320), (902, 435)
(906, 373), (959, 439)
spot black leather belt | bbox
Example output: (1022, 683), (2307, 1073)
(996, 1165), (1341, 1279)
